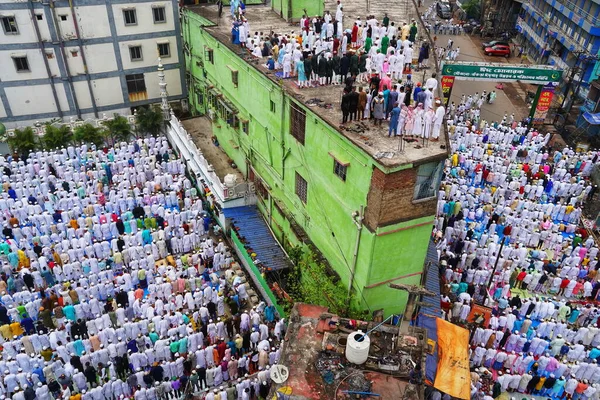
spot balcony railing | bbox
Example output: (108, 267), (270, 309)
(522, 3), (581, 52)
(549, 54), (570, 71)
(549, 0), (599, 28)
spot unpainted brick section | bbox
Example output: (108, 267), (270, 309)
(365, 167), (436, 230)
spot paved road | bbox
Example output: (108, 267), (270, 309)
(433, 32), (531, 122)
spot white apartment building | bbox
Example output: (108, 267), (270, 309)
(0, 0), (186, 128)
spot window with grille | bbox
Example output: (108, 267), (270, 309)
(290, 103), (306, 145)
(2, 16), (18, 34)
(208, 91), (218, 108)
(126, 73), (146, 94)
(295, 172), (308, 204)
(123, 9), (137, 25)
(129, 46), (143, 61)
(231, 114), (240, 129)
(153, 7), (166, 23)
(241, 120), (249, 134)
(414, 161), (443, 201)
(255, 177), (269, 200)
(231, 70), (238, 87)
(205, 47), (214, 64)
(13, 56), (29, 72)
(333, 160), (348, 181)
(157, 43), (170, 58)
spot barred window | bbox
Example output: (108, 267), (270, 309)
(157, 43), (170, 58)
(153, 7), (166, 23)
(295, 172), (308, 204)
(2, 17), (18, 34)
(129, 45), (143, 61)
(205, 47), (214, 64)
(290, 103), (306, 145)
(333, 160), (348, 181)
(13, 56), (29, 72)
(123, 9), (137, 25)
(126, 73), (146, 93)
(255, 177), (268, 199)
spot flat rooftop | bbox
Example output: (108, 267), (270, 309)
(186, 2), (448, 167)
(181, 117), (244, 182)
(270, 303), (426, 399)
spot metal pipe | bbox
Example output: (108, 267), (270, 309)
(347, 205), (364, 299)
(358, 313), (398, 341)
(49, 0), (81, 118)
(342, 391), (381, 397)
(29, 0), (63, 118)
(68, 0), (98, 117)
(482, 235), (506, 305)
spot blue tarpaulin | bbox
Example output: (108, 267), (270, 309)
(582, 112), (600, 125)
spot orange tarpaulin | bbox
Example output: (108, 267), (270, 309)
(434, 318), (471, 399)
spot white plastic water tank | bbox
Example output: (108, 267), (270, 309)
(224, 174), (238, 188)
(345, 330), (371, 365)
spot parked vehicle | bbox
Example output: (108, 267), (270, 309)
(484, 44), (511, 57)
(436, 1), (452, 19)
(482, 40), (510, 49)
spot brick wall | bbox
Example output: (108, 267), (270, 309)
(364, 166), (437, 230)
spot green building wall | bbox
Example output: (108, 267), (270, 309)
(271, 0), (323, 21)
(183, 10), (435, 317)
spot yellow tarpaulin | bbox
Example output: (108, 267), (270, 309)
(434, 318), (471, 399)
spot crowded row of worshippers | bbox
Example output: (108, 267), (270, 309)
(444, 90), (498, 128)
(231, 2), (424, 86)
(430, 108), (600, 399)
(0, 138), (286, 400)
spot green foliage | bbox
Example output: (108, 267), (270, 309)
(284, 245), (366, 319)
(73, 123), (107, 147)
(103, 114), (132, 144)
(287, 245), (303, 265)
(136, 106), (165, 137)
(462, 0), (481, 19)
(43, 124), (72, 150)
(7, 127), (38, 158)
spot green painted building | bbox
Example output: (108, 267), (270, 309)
(181, 4), (447, 316)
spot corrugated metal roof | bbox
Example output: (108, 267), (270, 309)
(224, 205), (292, 271)
(420, 240), (442, 318)
(417, 239), (442, 385)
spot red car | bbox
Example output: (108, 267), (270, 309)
(484, 44), (511, 57)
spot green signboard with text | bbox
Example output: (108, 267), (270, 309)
(441, 62), (563, 84)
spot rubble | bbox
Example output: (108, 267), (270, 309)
(270, 304), (427, 399)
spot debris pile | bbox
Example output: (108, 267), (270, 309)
(306, 98), (333, 108)
(315, 351), (343, 385)
(345, 371), (373, 393)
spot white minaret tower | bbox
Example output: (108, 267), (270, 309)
(158, 57), (170, 121)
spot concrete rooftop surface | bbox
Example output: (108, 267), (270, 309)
(186, 1), (448, 167)
(181, 117), (245, 182)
